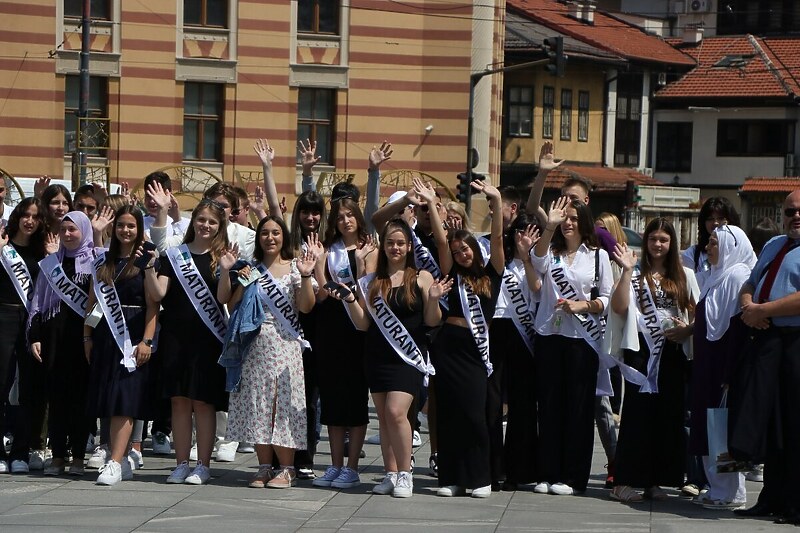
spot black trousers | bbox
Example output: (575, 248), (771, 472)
(47, 335), (90, 461)
(486, 319), (537, 485)
(0, 304), (30, 461)
(729, 327), (800, 514)
(295, 348), (319, 468)
(535, 334), (598, 492)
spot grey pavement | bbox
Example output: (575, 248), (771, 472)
(0, 412), (788, 532)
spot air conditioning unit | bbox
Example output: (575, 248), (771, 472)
(686, 0), (712, 13)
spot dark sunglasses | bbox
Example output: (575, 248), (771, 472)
(784, 208), (800, 218)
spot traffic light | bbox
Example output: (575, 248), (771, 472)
(456, 173), (471, 203)
(543, 36), (566, 78)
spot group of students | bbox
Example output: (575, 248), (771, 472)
(0, 140), (788, 512)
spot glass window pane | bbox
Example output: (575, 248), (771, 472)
(183, 119), (199, 159)
(202, 85), (220, 115)
(318, 2), (339, 33)
(316, 125), (330, 163)
(297, 0), (313, 32)
(298, 89), (312, 119)
(314, 90), (331, 120)
(509, 87), (520, 103)
(207, 0), (227, 27)
(64, 114), (78, 153)
(91, 0), (110, 20)
(64, 0), (81, 17)
(184, 0), (201, 25)
(185, 83), (200, 114)
(203, 121), (217, 160)
(521, 87), (532, 102)
(65, 75), (79, 109)
(89, 77), (105, 112)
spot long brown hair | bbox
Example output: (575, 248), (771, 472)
(97, 206), (144, 286)
(183, 199), (229, 273)
(450, 229), (491, 297)
(640, 217), (692, 314)
(323, 197), (368, 248)
(368, 219), (418, 309)
(551, 199), (598, 255)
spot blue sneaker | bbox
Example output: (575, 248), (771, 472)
(331, 466), (361, 489)
(312, 466), (341, 487)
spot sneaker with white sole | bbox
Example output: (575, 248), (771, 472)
(392, 471), (413, 498)
(373, 472), (397, 495)
(297, 467), (315, 480)
(97, 460), (123, 486)
(237, 442), (255, 453)
(312, 466), (341, 487)
(549, 482), (574, 496)
(417, 412), (428, 430)
(215, 441), (237, 462)
(330, 466), (360, 489)
(0, 460), (8, 474)
(437, 485), (465, 497)
(166, 461), (192, 484)
(745, 464), (764, 482)
(10, 460), (29, 473)
(128, 448), (143, 469)
(412, 431), (422, 448)
(471, 485), (491, 498)
(85, 434), (96, 453)
(184, 462), (211, 485)
(152, 432), (172, 455)
(189, 444), (198, 461)
(87, 445), (110, 469)
(533, 482), (551, 494)
(365, 434), (381, 445)
(29, 450), (46, 471)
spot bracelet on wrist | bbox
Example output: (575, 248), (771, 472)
(345, 296), (357, 304)
(301, 274), (312, 278)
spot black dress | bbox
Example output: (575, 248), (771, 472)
(86, 258), (156, 420)
(364, 283), (426, 395)
(158, 252), (227, 411)
(314, 249), (368, 427)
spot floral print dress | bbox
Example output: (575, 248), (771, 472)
(226, 260), (309, 449)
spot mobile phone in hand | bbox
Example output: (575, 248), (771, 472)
(133, 241), (157, 270)
(323, 280), (352, 300)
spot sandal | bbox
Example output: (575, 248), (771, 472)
(610, 485), (644, 503)
(644, 486), (669, 500)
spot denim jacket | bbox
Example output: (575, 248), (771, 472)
(217, 280), (264, 392)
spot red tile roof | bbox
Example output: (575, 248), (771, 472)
(656, 35), (800, 99)
(506, 0), (695, 67)
(545, 166), (662, 192)
(740, 177), (800, 193)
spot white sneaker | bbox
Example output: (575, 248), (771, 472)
(128, 448), (143, 469)
(412, 431), (422, 448)
(471, 485), (491, 498)
(392, 471), (413, 498)
(533, 482), (550, 494)
(237, 442), (255, 453)
(745, 464), (764, 482)
(417, 412), (428, 430)
(10, 460), (29, 473)
(151, 432), (172, 455)
(437, 485), (465, 497)
(549, 482), (574, 496)
(121, 456), (133, 480)
(0, 460), (8, 474)
(215, 441), (237, 462)
(97, 460), (122, 485)
(29, 450), (46, 471)
(87, 445), (110, 469)
(166, 461), (192, 484)
(189, 444), (198, 461)
(366, 434), (381, 445)
(372, 472), (397, 495)
(184, 462), (211, 485)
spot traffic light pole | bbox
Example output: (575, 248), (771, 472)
(77, 0), (91, 187)
(466, 59), (548, 214)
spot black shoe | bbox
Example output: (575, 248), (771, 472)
(502, 480), (518, 492)
(491, 481), (502, 492)
(775, 514), (800, 525)
(734, 501), (775, 517)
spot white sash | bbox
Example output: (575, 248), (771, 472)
(166, 245), (227, 343)
(631, 269), (667, 393)
(410, 230), (448, 310)
(91, 253), (136, 372)
(358, 274), (434, 384)
(500, 263), (536, 355)
(0, 244), (34, 310)
(327, 240), (358, 327)
(548, 256), (606, 354)
(39, 253), (91, 317)
(256, 264), (310, 350)
(458, 275), (493, 376)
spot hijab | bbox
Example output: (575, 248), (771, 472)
(700, 225), (755, 341)
(29, 211), (95, 322)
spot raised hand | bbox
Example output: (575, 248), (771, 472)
(369, 141), (393, 170)
(445, 216), (463, 232)
(167, 193), (181, 223)
(613, 243), (637, 272)
(297, 248), (317, 277)
(306, 232), (325, 261)
(538, 141), (564, 172)
(428, 275), (454, 300)
(145, 181), (171, 212)
(546, 196), (570, 227)
(254, 138), (275, 168)
(471, 180), (501, 200)
(45, 233), (59, 254)
(251, 186), (265, 213)
(92, 182), (109, 202)
(33, 176), (51, 198)
(515, 225), (540, 257)
(120, 181), (131, 202)
(219, 243), (240, 272)
(412, 177), (436, 204)
(279, 196), (287, 215)
(355, 235), (376, 263)
(134, 243), (157, 269)
(298, 138), (321, 174)
(91, 205), (115, 236)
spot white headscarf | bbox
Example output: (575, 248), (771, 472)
(700, 225), (756, 341)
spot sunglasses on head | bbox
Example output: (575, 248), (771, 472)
(785, 208), (800, 218)
(200, 198), (226, 211)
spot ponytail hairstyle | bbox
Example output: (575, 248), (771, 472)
(368, 218), (418, 309)
(640, 217), (692, 315)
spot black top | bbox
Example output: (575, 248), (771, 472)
(366, 282), (427, 348)
(446, 262), (502, 319)
(29, 257), (88, 344)
(0, 242), (41, 305)
(158, 251), (222, 325)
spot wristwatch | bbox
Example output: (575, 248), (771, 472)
(143, 338), (154, 347)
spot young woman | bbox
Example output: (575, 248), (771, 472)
(84, 206), (160, 485)
(531, 196), (613, 496)
(148, 197), (229, 485)
(40, 184), (72, 235)
(609, 218), (699, 503)
(488, 213), (541, 490)
(0, 198), (46, 473)
(343, 216), (451, 498)
(28, 211), (96, 476)
(217, 216), (317, 489)
(689, 225), (753, 509)
(311, 197), (376, 489)
(425, 180), (505, 498)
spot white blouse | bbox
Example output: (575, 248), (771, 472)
(493, 258), (540, 319)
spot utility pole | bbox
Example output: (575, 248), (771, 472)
(77, 0), (91, 186)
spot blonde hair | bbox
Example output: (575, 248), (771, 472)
(596, 212), (626, 244)
(445, 201), (472, 231)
